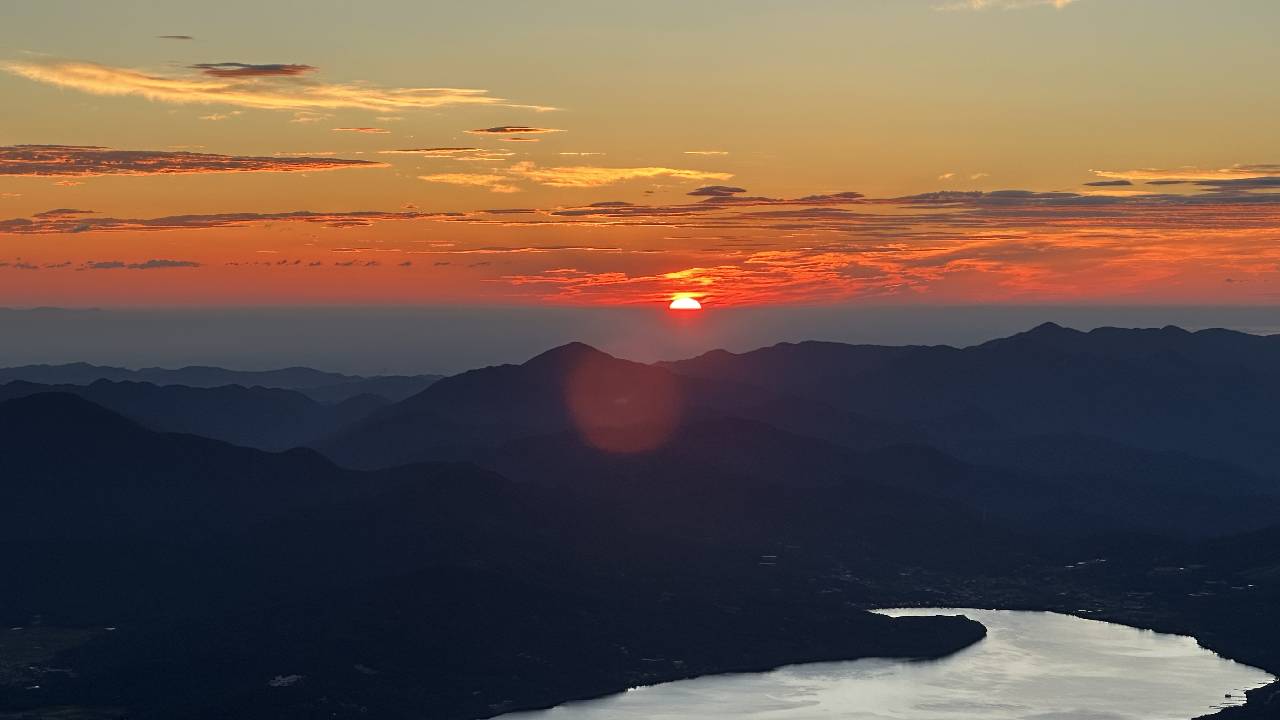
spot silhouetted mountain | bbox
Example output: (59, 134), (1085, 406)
(483, 416), (1279, 540)
(320, 342), (916, 469)
(0, 379), (388, 451)
(9, 325), (1280, 719)
(0, 361), (441, 402)
(663, 324), (1280, 474)
(0, 393), (992, 720)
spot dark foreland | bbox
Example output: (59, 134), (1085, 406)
(2, 324), (1279, 719)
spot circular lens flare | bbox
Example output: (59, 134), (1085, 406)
(668, 296), (703, 311)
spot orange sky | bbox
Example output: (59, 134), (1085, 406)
(2, 0), (1279, 308)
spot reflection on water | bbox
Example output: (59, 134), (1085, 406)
(499, 608), (1274, 720)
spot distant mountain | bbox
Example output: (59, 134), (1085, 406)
(318, 342), (917, 470)
(0, 379), (387, 451)
(318, 338), (1279, 539)
(0, 361), (441, 402)
(662, 323), (1280, 474)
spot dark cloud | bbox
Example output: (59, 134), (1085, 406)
(1193, 176), (1280, 191)
(32, 208), (95, 219)
(380, 147), (481, 155)
(1084, 180), (1133, 187)
(466, 126), (564, 135)
(688, 185), (748, 197)
(8, 177), (1279, 245)
(798, 192), (865, 203)
(0, 209), (459, 234)
(84, 259), (201, 270)
(190, 62), (317, 78)
(157, 35), (193, 40)
(0, 145), (383, 176)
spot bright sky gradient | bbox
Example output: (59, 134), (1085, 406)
(2, 0), (1279, 308)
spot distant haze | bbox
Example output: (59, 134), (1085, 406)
(2, 305), (1278, 375)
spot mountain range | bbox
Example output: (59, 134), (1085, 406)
(3, 324), (1280, 719)
(0, 362), (440, 402)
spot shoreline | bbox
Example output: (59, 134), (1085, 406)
(873, 597), (1280, 720)
(477, 612), (986, 719)
(483, 602), (1276, 720)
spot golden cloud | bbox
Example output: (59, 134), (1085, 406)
(3, 59), (556, 112)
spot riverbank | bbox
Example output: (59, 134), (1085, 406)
(847, 559), (1280, 720)
(475, 611), (986, 719)
(496, 608), (1268, 720)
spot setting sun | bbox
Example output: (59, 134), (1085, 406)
(668, 296), (703, 311)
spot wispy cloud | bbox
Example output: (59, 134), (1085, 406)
(290, 111), (330, 123)
(3, 59), (556, 112)
(0, 209), (455, 234)
(7, 178), (1280, 305)
(416, 162), (733, 192)
(466, 125), (565, 135)
(380, 147), (513, 161)
(937, 0), (1077, 9)
(83, 259), (201, 270)
(1092, 165), (1280, 182)
(684, 150), (729, 156)
(688, 185), (748, 197)
(0, 144), (384, 176)
(506, 162), (732, 188)
(32, 208), (94, 218)
(189, 62), (316, 78)
(418, 173), (522, 194)
(199, 110), (242, 121)
(332, 126), (390, 134)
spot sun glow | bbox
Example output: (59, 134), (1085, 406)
(668, 296), (703, 311)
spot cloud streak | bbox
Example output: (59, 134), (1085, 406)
(1092, 164), (1280, 182)
(938, 0), (1077, 9)
(8, 178), (1280, 307)
(419, 173), (521, 194)
(83, 259), (201, 270)
(0, 145), (384, 176)
(0, 209), (456, 234)
(507, 162), (732, 188)
(466, 126), (564, 135)
(189, 62), (317, 78)
(416, 162), (733, 192)
(3, 59), (556, 112)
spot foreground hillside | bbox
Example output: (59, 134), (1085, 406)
(0, 393), (988, 720)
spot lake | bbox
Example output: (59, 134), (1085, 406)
(498, 608), (1274, 720)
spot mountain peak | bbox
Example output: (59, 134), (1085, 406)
(524, 342), (615, 368)
(1026, 321), (1071, 335)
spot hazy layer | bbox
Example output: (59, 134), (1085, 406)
(3, 305), (1279, 375)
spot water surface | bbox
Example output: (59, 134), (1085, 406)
(499, 608), (1273, 720)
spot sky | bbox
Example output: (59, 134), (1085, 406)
(2, 0), (1280, 316)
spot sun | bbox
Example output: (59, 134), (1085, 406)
(668, 296), (703, 311)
